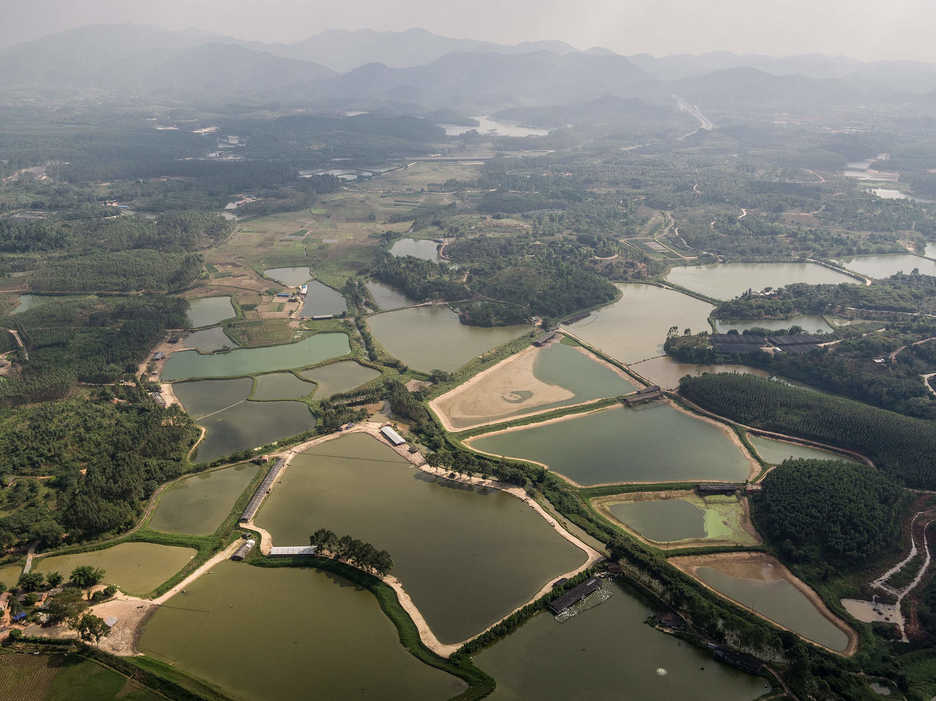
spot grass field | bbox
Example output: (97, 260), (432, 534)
(0, 562), (22, 588)
(0, 651), (161, 701)
(33, 542), (197, 597)
(223, 319), (299, 347)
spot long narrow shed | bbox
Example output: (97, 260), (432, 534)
(380, 426), (406, 446)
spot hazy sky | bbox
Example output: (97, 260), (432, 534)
(3, 0), (936, 61)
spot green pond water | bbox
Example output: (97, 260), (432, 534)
(250, 372), (315, 400)
(161, 333), (349, 380)
(173, 379), (316, 463)
(33, 542), (196, 597)
(714, 315), (833, 334)
(186, 297), (235, 328)
(629, 357), (768, 390)
(665, 263), (854, 301)
(365, 280), (413, 310)
(11, 294), (94, 314)
(149, 463), (260, 535)
(255, 433), (586, 644)
(140, 562), (464, 701)
(263, 266), (312, 286)
(748, 434), (858, 465)
(444, 343), (636, 430)
(469, 404), (752, 485)
(367, 306), (528, 372)
(695, 566), (849, 651)
(609, 499), (707, 542)
(562, 284), (713, 364)
(838, 254), (936, 279)
(390, 237), (440, 262)
(173, 378), (253, 416)
(298, 280), (347, 317)
(475, 582), (768, 701)
(183, 326), (236, 353)
(298, 360), (381, 397)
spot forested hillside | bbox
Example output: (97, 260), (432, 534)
(679, 373), (936, 488)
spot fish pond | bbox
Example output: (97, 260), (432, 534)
(748, 434), (858, 465)
(713, 315), (833, 334)
(562, 284), (713, 364)
(173, 379), (316, 463)
(33, 542), (196, 597)
(389, 237), (441, 261)
(298, 280), (347, 318)
(474, 581), (769, 700)
(838, 254), (936, 279)
(298, 360), (381, 397)
(433, 341), (636, 430)
(161, 333), (349, 380)
(11, 294), (94, 315)
(629, 356), (768, 390)
(182, 326), (236, 354)
(263, 266), (311, 286)
(681, 555), (851, 652)
(140, 561), (464, 701)
(468, 403), (754, 485)
(255, 433), (586, 644)
(665, 263), (854, 301)
(149, 463), (260, 535)
(250, 372), (315, 400)
(365, 280), (413, 310)
(367, 306), (528, 372)
(186, 296), (235, 328)
(597, 492), (758, 545)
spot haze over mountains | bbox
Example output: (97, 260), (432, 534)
(3, 24), (936, 120)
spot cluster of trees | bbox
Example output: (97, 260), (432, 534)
(679, 373), (936, 489)
(752, 460), (903, 568)
(713, 274), (936, 319)
(310, 529), (393, 576)
(2, 296), (187, 403)
(372, 253), (467, 303)
(0, 211), (231, 255)
(0, 387), (198, 548)
(30, 249), (203, 293)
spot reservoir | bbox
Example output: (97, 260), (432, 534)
(467, 403), (754, 485)
(629, 356), (768, 390)
(474, 581), (768, 700)
(297, 280), (347, 317)
(389, 237), (441, 262)
(186, 296), (235, 328)
(838, 254), (936, 279)
(562, 284), (713, 364)
(665, 263), (854, 301)
(713, 315), (832, 334)
(255, 433), (586, 644)
(263, 267), (312, 287)
(367, 306), (527, 372)
(298, 360), (381, 397)
(139, 562), (464, 701)
(161, 333), (350, 380)
(365, 280), (413, 310)
(149, 463), (260, 535)
(748, 434), (858, 465)
(677, 555), (851, 652)
(183, 326), (236, 354)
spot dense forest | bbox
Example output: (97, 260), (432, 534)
(752, 460), (904, 568)
(679, 373), (936, 489)
(1, 296), (186, 404)
(29, 249), (203, 293)
(0, 385), (198, 548)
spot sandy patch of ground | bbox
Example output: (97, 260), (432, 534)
(669, 551), (858, 656)
(430, 344), (574, 431)
(591, 490), (761, 549)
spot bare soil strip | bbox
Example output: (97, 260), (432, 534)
(669, 552), (858, 657)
